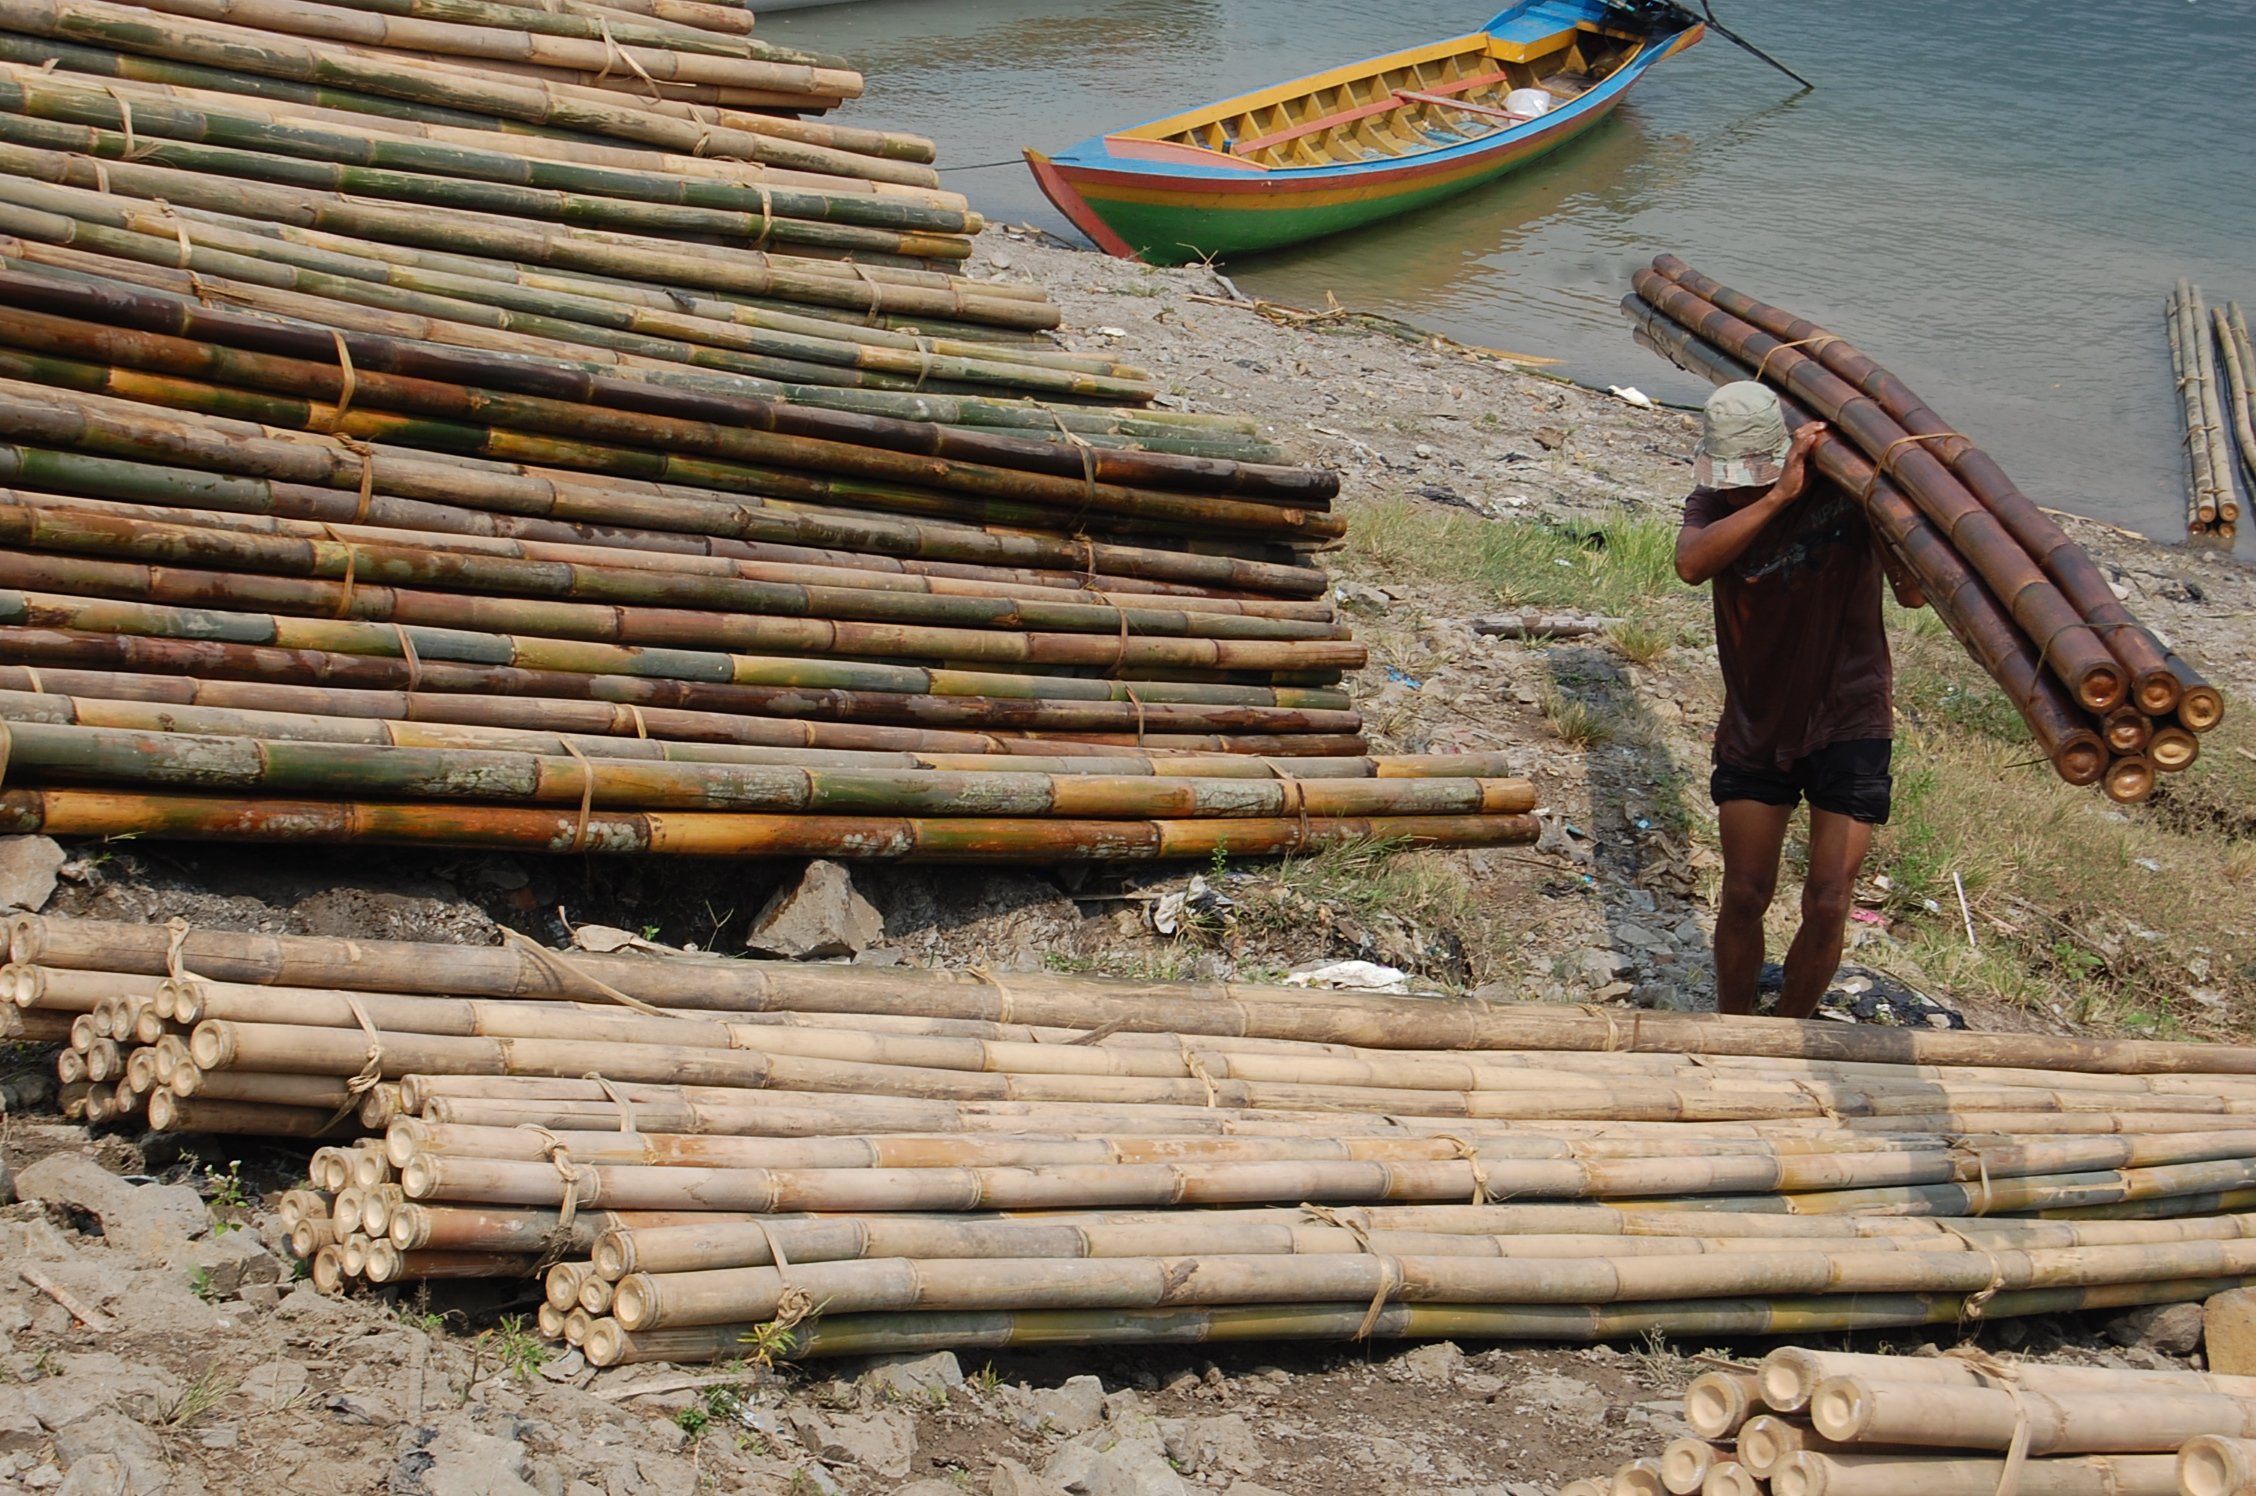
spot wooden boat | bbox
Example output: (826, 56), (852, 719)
(1024, 0), (1703, 265)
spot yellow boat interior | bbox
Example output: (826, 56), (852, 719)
(1119, 22), (1646, 170)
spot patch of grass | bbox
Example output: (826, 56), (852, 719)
(1540, 685), (1619, 749)
(480, 1314), (546, 1382)
(1348, 501), (1690, 619)
(1268, 837), (1479, 935)
(1604, 618), (1674, 666)
(1864, 620), (2256, 1033)
(164, 1368), (235, 1428)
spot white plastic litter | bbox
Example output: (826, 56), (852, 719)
(1283, 960), (1411, 994)
(1505, 87), (1552, 119)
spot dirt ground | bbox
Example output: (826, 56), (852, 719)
(4, 228), (2255, 1495)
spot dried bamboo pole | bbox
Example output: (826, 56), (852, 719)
(1661, 1439), (1731, 1495)
(2181, 1435), (2256, 1496)
(1620, 297), (2110, 786)
(1650, 257), (2182, 714)
(1757, 1347), (2256, 1412)
(0, 790), (1523, 859)
(2183, 280), (2240, 532)
(25, 915), (2256, 1077)
(579, 1275), (2256, 1365)
(1633, 268), (2125, 713)
(2169, 282), (2221, 531)
(1775, 1451), (2177, 1496)
(1809, 1375), (2256, 1455)
(0, 379), (1329, 597)
(2217, 304), (2256, 501)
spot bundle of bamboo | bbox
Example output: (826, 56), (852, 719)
(1623, 257), (2224, 802)
(2210, 297), (2256, 537)
(1574, 1345), (2256, 1496)
(0, 0), (1569, 858)
(2169, 281), (2239, 544)
(22, 913), (2256, 1367)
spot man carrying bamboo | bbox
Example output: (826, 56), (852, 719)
(1674, 382), (1924, 1019)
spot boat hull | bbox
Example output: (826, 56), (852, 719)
(1027, 16), (1699, 265)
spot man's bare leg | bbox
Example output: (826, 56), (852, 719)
(1775, 808), (1876, 1020)
(1713, 799), (1793, 1016)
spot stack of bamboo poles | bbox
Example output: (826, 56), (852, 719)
(1567, 1346), (2256, 1496)
(25, 914), (2256, 1365)
(2167, 281), (2241, 544)
(0, 0), (1500, 859)
(1623, 257), (2225, 805)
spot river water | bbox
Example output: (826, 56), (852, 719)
(769, 1), (2256, 542)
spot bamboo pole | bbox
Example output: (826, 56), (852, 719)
(2217, 304), (2256, 501)
(1757, 1347), (2256, 1413)
(1809, 1375), (2256, 1455)
(1620, 297), (2110, 785)
(2168, 283), (2214, 531)
(0, 377), (1329, 597)
(1633, 268), (2125, 713)
(2180, 1435), (2256, 1496)
(1650, 256), (2182, 714)
(1775, 1451), (2177, 1496)
(26, 915), (2256, 1076)
(1662, 1439), (1731, 1495)
(1686, 1372), (1764, 1440)
(2186, 281), (2240, 529)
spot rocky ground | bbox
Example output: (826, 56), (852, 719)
(4, 229), (2256, 1495)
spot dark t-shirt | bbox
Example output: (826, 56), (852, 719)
(1682, 477), (1893, 771)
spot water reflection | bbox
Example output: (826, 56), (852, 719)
(774, 0), (2256, 540)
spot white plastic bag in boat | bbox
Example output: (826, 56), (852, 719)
(1504, 88), (1552, 119)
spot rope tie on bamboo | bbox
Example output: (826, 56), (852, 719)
(90, 160), (109, 197)
(593, 20), (664, 102)
(104, 86), (154, 162)
(1577, 1004), (1625, 1053)
(1177, 1037), (1221, 1107)
(627, 705), (650, 739)
(556, 739), (598, 853)
(1956, 1358), (2034, 1496)
(19, 666), (41, 695)
(323, 330), (360, 433)
(1356, 1254), (1402, 1341)
(153, 201), (214, 304)
(1299, 1202), (1377, 1254)
(583, 1072), (639, 1133)
(844, 260), (882, 325)
(1059, 1016), (1130, 1047)
(1437, 1135), (1492, 1204)
(909, 334), (934, 391)
(1751, 334), (1841, 385)
(753, 185), (773, 247)
(330, 434), (378, 523)
(1790, 1079), (1845, 1123)
(1122, 682), (1148, 745)
(498, 927), (671, 1018)
(392, 623), (423, 693)
(1278, 774), (1313, 850)
(520, 1124), (583, 1229)
(1858, 431), (1959, 502)
(318, 524), (360, 620)
(965, 965), (1016, 1023)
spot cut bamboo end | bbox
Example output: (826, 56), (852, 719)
(1687, 1369), (1764, 1436)
(1661, 1439), (1726, 1496)
(2179, 1435), (2256, 1496)
(2104, 756), (2156, 805)
(1611, 1457), (1667, 1496)
(1701, 1462), (1761, 1496)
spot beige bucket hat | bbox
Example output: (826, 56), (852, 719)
(1695, 380), (1791, 489)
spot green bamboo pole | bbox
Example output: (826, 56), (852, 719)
(0, 501), (1351, 650)
(0, 381), (1328, 597)
(0, 686), (1473, 776)
(2, 481), (1328, 621)
(0, 261), (1311, 507)
(0, 207), (1160, 411)
(33, 70), (954, 205)
(0, 659), (1363, 757)
(0, 302), (1339, 544)
(0, 583), (1359, 713)
(0, 791), (1530, 858)
(0, 105), (970, 260)
(5, 0), (869, 109)
(211, 0), (855, 69)
(0, 718), (1525, 818)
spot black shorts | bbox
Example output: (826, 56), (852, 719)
(1710, 738), (1893, 824)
